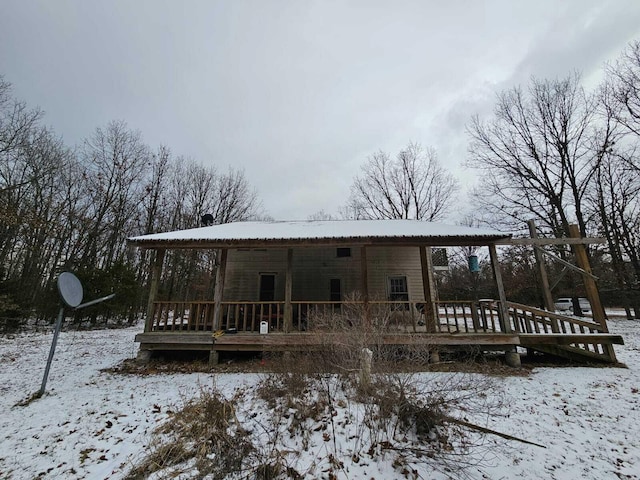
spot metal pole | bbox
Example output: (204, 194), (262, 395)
(39, 306), (65, 397)
(75, 293), (116, 309)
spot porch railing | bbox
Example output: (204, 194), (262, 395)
(148, 300), (429, 332)
(148, 299), (510, 333)
(505, 301), (611, 357)
(147, 298), (608, 339)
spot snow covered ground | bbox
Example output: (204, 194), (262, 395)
(1, 319), (639, 479)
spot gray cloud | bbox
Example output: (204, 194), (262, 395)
(1, 0), (639, 221)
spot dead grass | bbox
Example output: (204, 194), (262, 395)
(126, 303), (514, 479)
(125, 386), (256, 480)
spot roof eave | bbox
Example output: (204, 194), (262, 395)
(127, 234), (512, 250)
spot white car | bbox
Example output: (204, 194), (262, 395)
(577, 297), (592, 313)
(554, 298), (573, 312)
(554, 297), (591, 314)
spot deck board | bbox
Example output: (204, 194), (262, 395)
(135, 331), (623, 364)
(137, 331), (521, 351)
(518, 333), (624, 346)
(212, 332), (522, 351)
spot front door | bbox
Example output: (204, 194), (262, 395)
(259, 274), (276, 301)
(329, 278), (342, 302)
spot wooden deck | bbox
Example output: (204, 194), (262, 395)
(136, 331), (522, 351)
(136, 300), (624, 363)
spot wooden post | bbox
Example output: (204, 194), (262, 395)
(360, 246), (369, 323)
(359, 348), (373, 389)
(284, 248), (293, 333)
(145, 248), (165, 333)
(420, 245), (437, 333)
(212, 248), (228, 331)
(528, 220), (559, 333)
(488, 244), (513, 333)
(568, 224), (616, 362)
(568, 225), (606, 328)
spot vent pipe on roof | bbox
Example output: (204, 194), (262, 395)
(201, 214), (214, 227)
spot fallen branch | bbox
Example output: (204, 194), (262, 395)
(447, 416), (546, 449)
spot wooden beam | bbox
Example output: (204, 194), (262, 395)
(496, 237), (606, 246)
(284, 248), (293, 333)
(568, 224), (616, 362)
(528, 220), (558, 332)
(549, 266), (569, 291)
(568, 225), (606, 328)
(489, 244), (513, 333)
(420, 246), (437, 333)
(527, 344), (617, 363)
(145, 249), (165, 333)
(534, 245), (598, 280)
(212, 248), (228, 330)
(209, 332), (521, 350)
(136, 332), (214, 344)
(519, 333), (624, 346)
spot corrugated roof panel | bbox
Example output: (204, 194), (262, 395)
(128, 220), (510, 247)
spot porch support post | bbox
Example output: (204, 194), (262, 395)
(568, 224), (616, 361)
(488, 244), (513, 334)
(145, 248), (165, 333)
(419, 245), (437, 333)
(284, 248), (293, 333)
(360, 246), (369, 323)
(489, 243), (520, 368)
(528, 220), (559, 333)
(212, 248), (228, 331)
(528, 221), (555, 311)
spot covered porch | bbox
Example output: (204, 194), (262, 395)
(135, 299), (623, 362)
(128, 220), (623, 366)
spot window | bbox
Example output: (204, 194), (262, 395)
(336, 247), (351, 258)
(388, 276), (409, 302)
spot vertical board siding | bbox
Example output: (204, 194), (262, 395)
(224, 246), (426, 302)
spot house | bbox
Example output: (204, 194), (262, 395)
(128, 219), (623, 366)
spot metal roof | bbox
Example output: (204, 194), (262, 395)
(128, 220), (511, 249)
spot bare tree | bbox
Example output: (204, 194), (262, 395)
(210, 167), (260, 224)
(77, 120), (151, 268)
(307, 209), (336, 221)
(606, 40), (640, 141)
(466, 73), (618, 238)
(589, 148), (640, 318)
(0, 77), (268, 328)
(347, 142), (459, 221)
(141, 145), (172, 235)
(157, 158), (262, 301)
(0, 77), (44, 268)
(0, 76), (42, 161)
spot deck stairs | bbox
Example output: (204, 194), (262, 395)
(504, 302), (621, 363)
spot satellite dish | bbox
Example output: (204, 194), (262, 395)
(57, 272), (83, 308)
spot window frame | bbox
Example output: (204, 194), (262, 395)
(387, 275), (409, 302)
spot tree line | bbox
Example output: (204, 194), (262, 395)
(1, 40), (639, 329)
(321, 41), (640, 317)
(0, 79), (262, 329)
(464, 41), (640, 318)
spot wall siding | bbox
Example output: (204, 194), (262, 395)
(224, 246), (426, 302)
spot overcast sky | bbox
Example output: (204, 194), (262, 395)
(2, 1), (640, 221)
